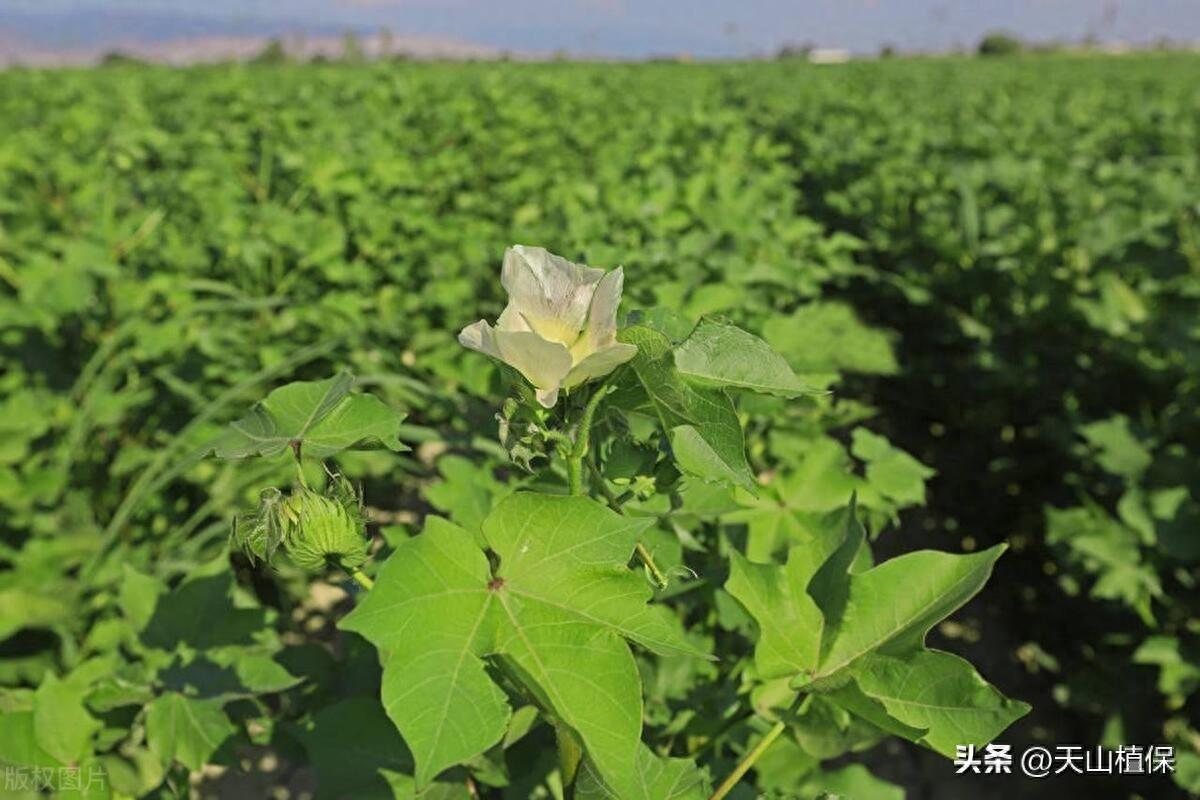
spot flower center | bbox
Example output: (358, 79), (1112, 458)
(526, 316), (582, 349)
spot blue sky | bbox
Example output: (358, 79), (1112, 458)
(3, 0), (1199, 57)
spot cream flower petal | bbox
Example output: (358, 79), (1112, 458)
(535, 387), (560, 408)
(457, 319), (501, 358)
(491, 329), (573, 406)
(501, 245), (604, 345)
(495, 303), (534, 333)
(570, 266), (625, 361)
(564, 342), (638, 389)
(460, 247), (638, 407)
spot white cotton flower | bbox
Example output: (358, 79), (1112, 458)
(458, 245), (638, 408)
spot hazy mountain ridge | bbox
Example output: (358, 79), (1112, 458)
(0, 8), (514, 65)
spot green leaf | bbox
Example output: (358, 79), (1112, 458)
(340, 515), (510, 789)
(1078, 415), (1152, 478)
(673, 318), (817, 397)
(144, 692), (235, 772)
(0, 582), (74, 642)
(424, 455), (513, 541)
(576, 745), (707, 799)
(831, 650), (1030, 756)
(141, 570), (266, 652)
(0, 710), (62, 768)
(1045, 503), (1160, 624)
(33, 673), (100, 764)
(96, 748), (163, 797)
(726, 439), (867, 560)
(481, 494), (704, 658)
(726, 549), (826, 680)
(752, 733), (819, 791)
(851, 428), (935, 507)
(212, 371), (407, 459)
(762, 302), (898, 376)
(118, 564), (164, 632)
(341, 494), (701, 793)
(727, 502), (1025, 755)
(802, 764), (904, 800)
(811, 544), (1006, 682)
(625, 307), (696, 342)
(1132, 636), (1200, 700)
(619, 326), (753, 491)
(297, 697), (469, 800)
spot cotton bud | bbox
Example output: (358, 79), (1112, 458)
(233, 473), (368, 573)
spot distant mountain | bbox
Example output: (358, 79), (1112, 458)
(0, 8), (513, 65)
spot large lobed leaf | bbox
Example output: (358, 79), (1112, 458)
(212, 371), (407, 459)
(339, 515), (507, 788)
(341, 493), (704, 793)
(727, 502), (1028, 754)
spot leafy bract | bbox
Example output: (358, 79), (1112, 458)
(619, 325), (754, 490)
(674, 317), (817, 397)
(212, 371), (407, 459)
(340, 493), (702, 792)
(727, 503), (1027, 754)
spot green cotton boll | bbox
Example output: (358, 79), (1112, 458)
(283, 488), (369, 573)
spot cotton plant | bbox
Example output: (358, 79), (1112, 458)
(210, 245), (1027, 800)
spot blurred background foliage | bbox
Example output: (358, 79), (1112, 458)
(0, 53), (1197, 797)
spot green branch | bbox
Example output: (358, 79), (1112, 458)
(709, 694), (805, 800)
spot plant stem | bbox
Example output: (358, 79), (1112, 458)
(708, 694), (804, 800)
(566, 384), (610, 496)
(566, 456), (583, 496)
(347, 566), (374, 591)
(708, 722), (786, 800)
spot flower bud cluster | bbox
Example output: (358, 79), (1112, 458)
(233, 471), (368, 573)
